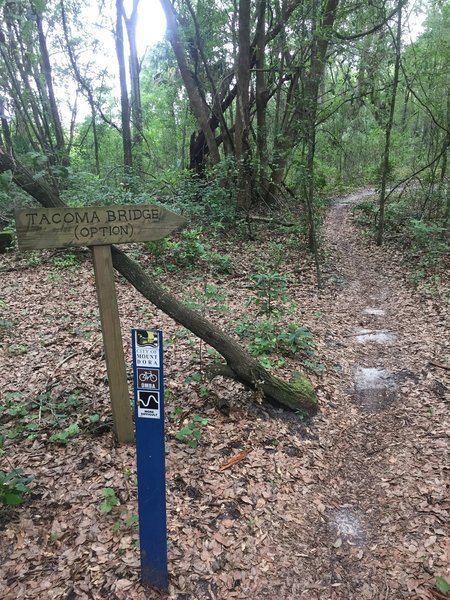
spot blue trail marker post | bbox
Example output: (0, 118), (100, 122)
(132, 328), (168, 591)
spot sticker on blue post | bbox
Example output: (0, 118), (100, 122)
(132, 328), (168, 591)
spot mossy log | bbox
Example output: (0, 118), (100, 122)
(0, 150), (318, 412)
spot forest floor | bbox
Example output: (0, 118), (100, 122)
(0, 191), (449, 600)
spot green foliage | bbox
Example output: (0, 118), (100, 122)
(0, 318), (16, 329)
(352, 200), (377, 226)
(175, 415), (208, 448)
(24, 252), (42, 268)
(146, 228), (233, 274)
(277, 324), (315, 355)
(0, 468), (33, 506)
(209, 252), (233, 274)
(7, 343), (28, 355)
(168, 158), (239, 230)
(249, 272), (288, 316)
(236, 318), (316, 367)
(409, 219), (448, 255)
(352, 188), (449, 288)
(145, 238), (173, 258)
(112, 512), (139, 532)
(51, 253), (80, 270)
(88, 414), (100, 426)
(172, 228), (207, 268)
(0, 389), (87, 444)
(48, 423), (80, 444)
(169, 406), (184, 421)
(184, 371), (202, 384)
(436, 576), (450, 595)
(100, 487), (120, 513)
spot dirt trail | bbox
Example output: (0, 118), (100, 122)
(264, 192), (450, 599)
(0, 190), (448, 600)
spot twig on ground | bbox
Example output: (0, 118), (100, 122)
(429, 361), (450, 372)
(343, 330), (398, 337)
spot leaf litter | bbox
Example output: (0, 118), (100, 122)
(0, 191), (449, 599)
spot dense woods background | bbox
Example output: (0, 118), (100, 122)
(0, 0), (448, 266)
(1, 3), (449, 597)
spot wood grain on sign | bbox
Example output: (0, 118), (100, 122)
(92, 245), (134, 443)
(15, 205), (187, 250)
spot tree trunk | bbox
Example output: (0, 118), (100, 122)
(0, 24), (49, 153)
(34, 9), (67, 163)
(115, 0), (133, 170)
(160, 0), (220, 168)
(60, 0), (100, 175)
(0, 150), (317, 413)
(302, 0), (339, 285)
(235, 0), (252, 210)
(376, 6), (402, 246)
(123, 0), (143, 149)
(255, 0), (268, 177)
(181, 0), (302, 171)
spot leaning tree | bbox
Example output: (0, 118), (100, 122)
(0, 149), (318, 413)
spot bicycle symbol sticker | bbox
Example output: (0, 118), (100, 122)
(137, 368), (159, 390)
(137, 390), (160, 419)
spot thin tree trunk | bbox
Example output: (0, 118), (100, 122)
(34, 9), (67, 162)
(115, 0), (133, 169)
(0, 113), (12, 154)
(60, 0), (100, 174)
(235, 0), (252, 210)
(255, 0), (268, 184)
(123, 0), (143, 148)
(376, 6), (402, 246)
(0, 30), (49, 152)
(302, 0), (339, 285)
(185, 0), (234, 157)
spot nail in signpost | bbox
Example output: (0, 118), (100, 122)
(132, 329), (168, 591)
(15, 205), (186, 443)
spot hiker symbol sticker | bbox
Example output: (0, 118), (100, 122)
(137, 390), (160, 419)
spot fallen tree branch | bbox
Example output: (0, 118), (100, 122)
(343, 329), (398, 337)
(0, 150), (318, 412)
(247, 215), (297, 226)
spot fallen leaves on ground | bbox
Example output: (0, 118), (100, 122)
(0, 192), (449, 599)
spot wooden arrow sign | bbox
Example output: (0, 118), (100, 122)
(15, 204), (186, 443)
(15, 204), (187, 250)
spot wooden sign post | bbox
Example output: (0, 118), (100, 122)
(15, 204), (186, 443)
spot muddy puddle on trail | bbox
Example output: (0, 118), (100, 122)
(355, 329), (397, 344)
(353, 367), (398, 412)
(363, 308), (385, 316)
(329, 508), (368, 547)
(333, 189), (375, 207)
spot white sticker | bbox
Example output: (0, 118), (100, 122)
(135, 330), (160, 367)
(137, 390), (160, 419)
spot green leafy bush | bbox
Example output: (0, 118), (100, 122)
(100, 487), (120, 513)
(49, 423), (80, 444)
(51, 253), (80, 270)
(0, 468), (33, 506)
(175, 416), (208, 448)
(236, 318), (315, 365)
(249, 272), (287, 316)
(168, 158), (239, 230)
(277, 323), (314, 355)
(410, 219), (447, 254)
